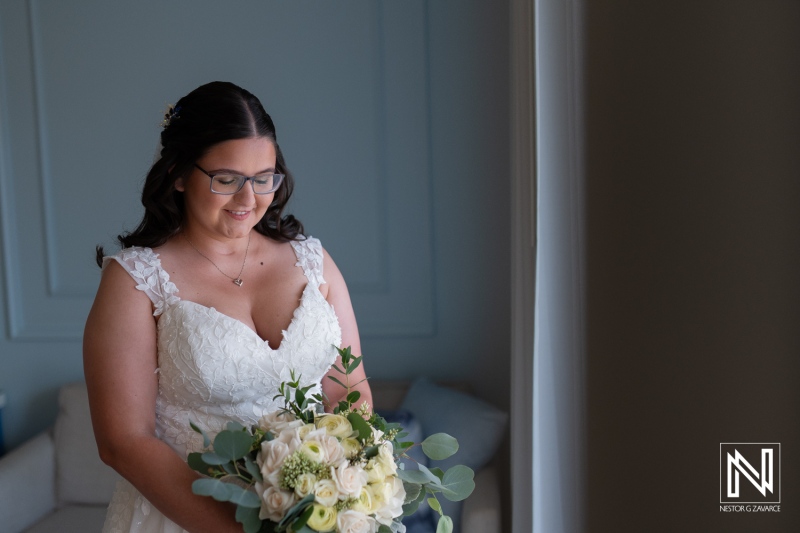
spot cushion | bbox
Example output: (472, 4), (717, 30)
(54, 382), (121, 505)
(400, 378), (508, 533)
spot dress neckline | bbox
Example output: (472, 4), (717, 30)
(147, 244), (327, 349)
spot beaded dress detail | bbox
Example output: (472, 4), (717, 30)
(100, 237), (341, 533)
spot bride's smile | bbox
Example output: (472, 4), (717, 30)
(176, 137), (277, 242)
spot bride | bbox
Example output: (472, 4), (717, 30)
(83, 81), (372, 533)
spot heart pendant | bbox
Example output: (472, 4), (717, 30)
(233, 278), (244, 287)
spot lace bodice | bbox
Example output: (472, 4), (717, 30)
(101, 236), (341, 533)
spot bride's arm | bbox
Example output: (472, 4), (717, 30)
(319, 249), (373, 412)
(83, 261), (241, 533)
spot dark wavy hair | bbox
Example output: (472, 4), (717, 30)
(96, 81), (303, 266)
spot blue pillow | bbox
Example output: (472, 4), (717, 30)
(400, 378), (508, 533)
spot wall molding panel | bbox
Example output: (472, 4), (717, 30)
(0, 0), (436, 341)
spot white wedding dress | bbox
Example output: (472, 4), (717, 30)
(100, 236), (341, 533)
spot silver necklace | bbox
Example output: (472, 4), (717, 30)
(183, 232), (251, 287)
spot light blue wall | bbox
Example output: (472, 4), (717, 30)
(0, 1), (509, 448)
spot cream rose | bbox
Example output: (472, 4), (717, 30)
(258, 411), (304, 435)
(314, 479), (339, 507)
(258, 439), (292, 487)
(298, 423), (318, 440)
(372, 476), (406, 525)
(337, 510), (377, 533)
(316, 414), (354, 438)
(257, 484), (296, 522)
(275, 426), (302, 452)
(307, 503), (338, 532)
(294, 473), (317, 498)
(316, 434), (346, 466)
(331, 462), (368, 499)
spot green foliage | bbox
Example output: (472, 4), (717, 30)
(188, 345), (477, 533)
(421, 433), (459, 461)
(439, 465), (476, 502)
(436, 515), (454, 533)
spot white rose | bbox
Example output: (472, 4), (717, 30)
(258, 411), (304, 435)
(316, 434), (346, 466)
(258, 439), (291, 487)
(372, 476), (406, 525)
(314, 479), (339, 507)
(275, 426), (302, 453)
(316, 414), (355, 438)
(376, 442), (397, 476)
(366, 458), (387, 484)
(337, 510), (378, 533)
(257, 484), (296, 522)
(331, 462), (367, 499)
(294, 473), (317, 498)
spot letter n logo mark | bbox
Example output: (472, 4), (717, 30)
(720, 443), (780, 504)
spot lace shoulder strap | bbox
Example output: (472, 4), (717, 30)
(290, 236), (325, 288)
(102, 247), (180, 316)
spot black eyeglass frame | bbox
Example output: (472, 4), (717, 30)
(194, 164), (285, 195)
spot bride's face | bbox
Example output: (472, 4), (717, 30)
(176, 137), (277, 240)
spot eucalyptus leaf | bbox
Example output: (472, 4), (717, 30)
(291, 505), (314, 530)
(347, 390), (361, 404)
(428, 497), (443, 514)
(346, 412), (372, 441)
(276, 494), (315, 529)
(187, 452), (216, 476)
(418, 464), (444, 485)
(403, 482), (422, 503)
(244, 454), (263, 481)
(429, 467), (445, 481)
(235, 505), (261, 533)
(192, 478), (233, 501)
(377, 526), (393, 533)
(396, 468), (432, 484)
(226, 420), (246, 432)
(402, 480), (427, 516)
(421, 433), (459, 461)
(439, 465), (476, 502)
(363, 445), (380, 459)
(214, 429), (253, 461)
(201, 451), (229, 465)
(189, 421), (211, 448)
(436, 515), (454, 533)
(227, 484), (261, 508)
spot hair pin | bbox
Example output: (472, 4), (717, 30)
(161, 104), (181, 129)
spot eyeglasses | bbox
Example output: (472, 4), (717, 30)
(195, 164), (285, 195)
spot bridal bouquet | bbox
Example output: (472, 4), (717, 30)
(187, 347), (475, 533)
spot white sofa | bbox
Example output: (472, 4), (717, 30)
(0, 382), (501, 533)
